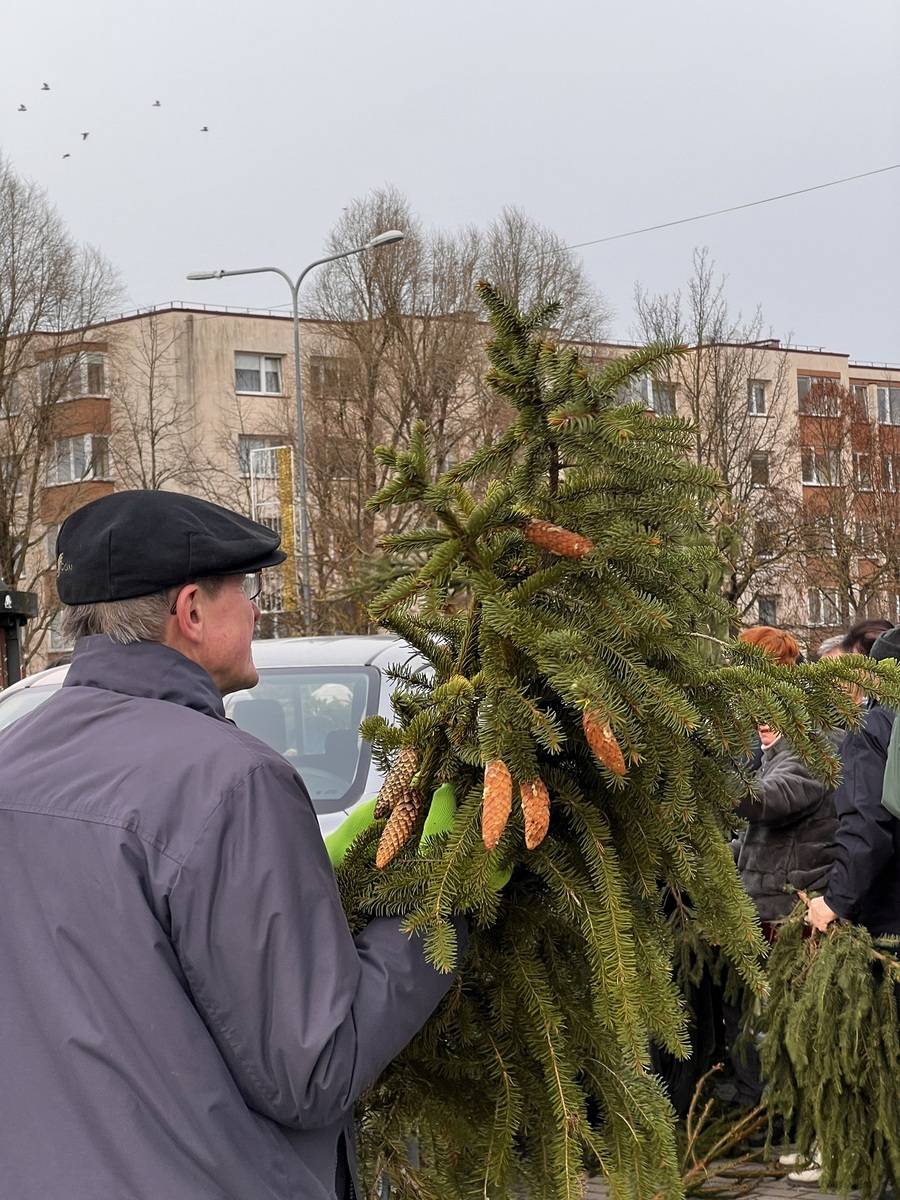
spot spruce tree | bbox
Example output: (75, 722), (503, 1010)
(333, 284), (886, 1200)
(763, 912), (900, 1198)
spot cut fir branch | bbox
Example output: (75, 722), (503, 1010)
(338, 285), (900, 1200)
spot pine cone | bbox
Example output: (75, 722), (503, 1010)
(376, 788), (422, 868)
(374, 746), (419, 816)
(582, 712), (627, 777)
(520, 778), (551, 850)
(482, 759), (513, 850)
(523, 519), (594, 560)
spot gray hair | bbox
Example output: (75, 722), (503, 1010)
(59, 577), (226, 645)
(814, 634), (845, 659)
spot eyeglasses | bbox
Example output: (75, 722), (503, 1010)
(239, 572), (262, 602)
(169, 572), (263, 615)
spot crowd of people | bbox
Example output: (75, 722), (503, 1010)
(729, 617), (900, 1183)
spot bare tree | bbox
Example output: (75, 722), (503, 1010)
(478, 205), (612, 341)
(795, 380), (900, 633)
(633, 248), (797, 621)
(0, 156), (123, 663)
(303, 189), (490, 629)
(300, 188), (612, 631)
(109, 311), (225, 495)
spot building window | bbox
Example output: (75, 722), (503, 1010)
(797, 374), (841, 417)
(46, 434), (110, 485)
(0, 456), (22, 496)
(807, 588), (841, 627)
(237, 435), (280, 477)
(856, 519), (878, 553)
(801, 446), (840, 486)
(884, 591), (900, 625)
(649, 380), (675, 416)
(234, 353), (283, 395)
(308, 356), (355, 404)
(46, 524), (60, 568)
(748, 380), (768, 416)
(851, 384), (870, 418)
(807, 515), (836, 556)
(40, 351), (108, 402)
(884, 455), (900, 492)
(854, 452), (873, 491)
(877, 387), (900, 426)
(621, 376), (676, 416)
(1, 375), (21, 417)
(750, 450), (770, 487)
(754, 519), (777, 560)
(758, 595), (778, 626)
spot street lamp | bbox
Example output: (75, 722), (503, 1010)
(187, 229), (405, 631)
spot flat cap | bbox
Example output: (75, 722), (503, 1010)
(869, 625), (900, 662)
(56, 490), (287, 604)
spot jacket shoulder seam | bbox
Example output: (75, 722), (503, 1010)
(0, 802), (185, 864)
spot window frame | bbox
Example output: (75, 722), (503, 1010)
(807, 587), (841, 627)
(797, 374), (842, 417)
(877, 386), (900, 427)
(40, 351), (108, 403)
(854, 451), (873, 491)
(234, 352), (284, 396)
(237, 434), (281, 478)
(758, 594), (778, 626)
(851, 384), (870, 419)
(801, 445), (840, 486)
(749, 449), (770, 488)
(45, 433), (111, 486)
(747, 380), (768, 416)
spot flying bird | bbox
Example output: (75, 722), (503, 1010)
(200, 126), (208, 132)
(81, 132), (89, 140)
(62, 153), (70, 159)
(18, 104), (26, 112)
(41, 83), (50, 91)
(152, 100), (161, 106)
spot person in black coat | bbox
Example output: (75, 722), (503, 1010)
(808, 626), (900, 936)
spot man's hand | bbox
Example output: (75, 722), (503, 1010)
(807, 895), (839, 932)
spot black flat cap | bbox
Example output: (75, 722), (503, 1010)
(56, 490), (287, 604)
(869, 626), (900, 662)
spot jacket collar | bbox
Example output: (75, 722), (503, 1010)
(63, 635), (227, 721)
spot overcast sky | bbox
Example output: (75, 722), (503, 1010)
(2, 0), (898, 363)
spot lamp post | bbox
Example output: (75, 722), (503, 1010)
(187, 229), (405, 632)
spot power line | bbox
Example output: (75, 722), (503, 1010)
(566, 163), (900, 251)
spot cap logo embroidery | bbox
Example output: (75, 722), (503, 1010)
(57, 553), (72, 573)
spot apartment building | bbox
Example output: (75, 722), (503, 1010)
(3, 302), (899, 668)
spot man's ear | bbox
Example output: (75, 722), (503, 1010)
(169, 584), (205, 645)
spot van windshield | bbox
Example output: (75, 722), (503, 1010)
(225, 666), (379, 814)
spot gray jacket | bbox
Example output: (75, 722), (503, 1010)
(0, 635), (462, 1199)
(734, 733), (842, 922)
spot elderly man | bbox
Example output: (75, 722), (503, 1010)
(0, 490), (463, 1200)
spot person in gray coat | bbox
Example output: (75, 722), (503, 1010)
(724, 723), (840, 1109)
(0, 490), (465, 1200)
(735, 723), (841, 932)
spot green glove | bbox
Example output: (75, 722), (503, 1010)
(420, 781), (459, 848)
(325, 797), (379, 868)
(420, 782), (512, 891)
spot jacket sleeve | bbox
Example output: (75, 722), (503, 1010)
(734, 744), (825, 826)
(825, 711), (894, 921)
(168, 754), (466, 1130)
